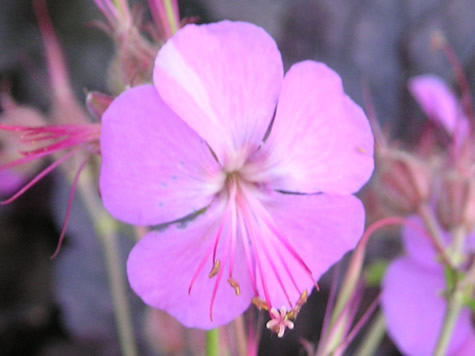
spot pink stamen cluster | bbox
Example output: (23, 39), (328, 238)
(0, 123), (100, 256)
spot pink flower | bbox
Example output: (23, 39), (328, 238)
(100, 21), (374, 329)
(381, 216), (475, 356)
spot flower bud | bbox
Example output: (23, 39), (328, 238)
(86, 91), (113, 120)
(375, 149), (431, 214)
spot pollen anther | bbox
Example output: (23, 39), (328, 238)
(208, 259), (221, 278)
(251, 297), (269, 311)
(227, 277), (241, 296)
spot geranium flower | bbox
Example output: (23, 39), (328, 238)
(381, 216), (475, 356)
(100, 21), (374, 330)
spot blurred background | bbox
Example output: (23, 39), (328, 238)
(0, 0), (474, 355)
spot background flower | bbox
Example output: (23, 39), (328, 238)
(381, 216), (475, 356)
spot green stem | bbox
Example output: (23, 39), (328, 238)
(78, 167), (138, 356)
(433, 226), (467, 356)
(450, 225), (466, 265)
(355, 312), (386, 356)
(418, 204), (454, 267)
(433, 290), (464, 356)
(206, 328), (220, 356)
(163, 0), (178, 34)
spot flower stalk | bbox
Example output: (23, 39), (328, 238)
(354, 312), (386, 356)
(433, 288), (464, 356)
(206, 328), (220, 356)
(433, 225), (468, 356)
(77, 165), (138, 356)
(163, 0), (178, 34)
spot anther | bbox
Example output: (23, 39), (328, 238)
(251, 297), (269, 311)
(286, 290), (309, 320)
(208, 259), (221, 278)
(227, 277), (241, 296)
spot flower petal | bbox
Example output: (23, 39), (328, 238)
(260, 61), (374, 194)
(154, 21), (283, 164)
(409, 75), (460, 134)
(458, 334), (475, 356)
(381, 257), (472, 356)
(127, 204), (254, 329)
(253, 193), (365, 309)
(401, 215), (446, 271)
(100, 85), (222, 226)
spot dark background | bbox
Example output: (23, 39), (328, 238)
(0, 0), (474, 355)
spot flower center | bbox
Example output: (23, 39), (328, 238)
(187, 147), (316, 333)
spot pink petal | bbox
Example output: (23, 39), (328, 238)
(100, 85), (222, 226)
(260, 61), (374, 194)
(154, 21), (283, 165)
(458, 334), (475, 356)
(409, 75), (460, 134)
(127, 204), (254, 329)
(401, 215), (446, 271)
(381, 257), (472, 356)
(402, 215), (475, 271)
(254, 193), (365, 309)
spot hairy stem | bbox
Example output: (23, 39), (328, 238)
(78, 165), (138, 356)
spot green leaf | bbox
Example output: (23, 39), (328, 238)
(463, 298), (475, 313)
(365, 260), (389, 287)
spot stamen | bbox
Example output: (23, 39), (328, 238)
(251, 297), (269, 311)
(236, 207), (258, 295)
(188, 221), (224, 295)
(286, 290), (308, 320)
(265, 219), (318, 290)
(236, 197), (273, 310)
(208, 259), (221, 278)
(1, 148), (80, 204)
(239, 187), (317, 306)
(255, 233), (293, 308)
(209, 266), (225, 322)
(50, 152), (92, 258)
(227, 277), (240, 296)
(209, 230), (232, 321)
(227, 182), (238, 282)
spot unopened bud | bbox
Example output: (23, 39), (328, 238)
(436, 171), (475, 232)
(430, 31), (447, 51)
(376, 150), (431, 214)
(106, 29), (156, 94)
(86, 91), (113, 120)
